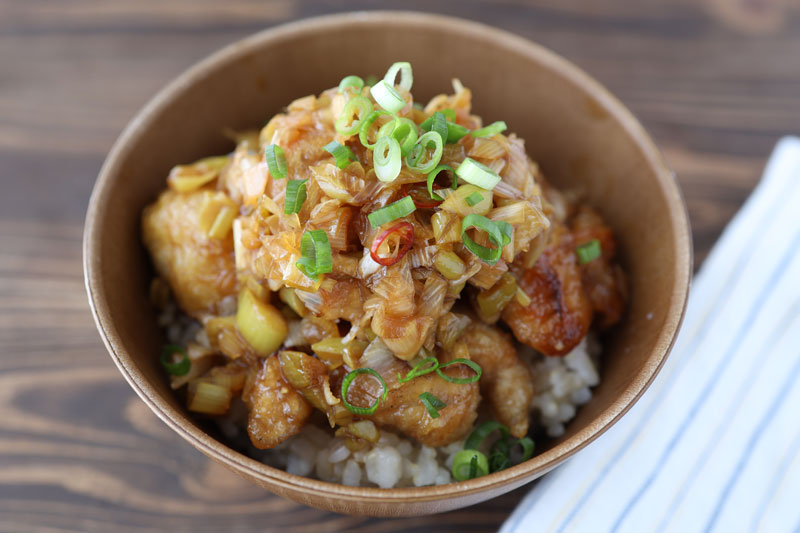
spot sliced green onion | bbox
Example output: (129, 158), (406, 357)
(419, 392), (446, 419)
(515, 436), (535, 463)
(296, 229), (332, 281)
(383, 61), (413, 92)
(264, 144), (287, 179)
(359, 110), (392, 149)
(488, 434), (535, 472)
(398, 356), (439, 382)
(338, 75), (364, 93)
(577, 239), (602, 264)
(465, 191), (483, 206)
(367, 196), (416, 228)
(420, 115), (469, 144)
(461, 214), (513, 265)
(341, 367), (388, 416)
(284, 179), (307, 214)
(455, 157), (501, 190)
(440, 108), (456, 121)
(323, 141), (356, 169)
(465, 421), (510, 450)
(426, 164), (457, 201)
(370, 80), (406, 114)
(406, 131), (443, 174)
(431, 111), (448, 145)
(335, 95), (373, 136)
(373, 136), (402, 182)
(452, 449), (489, 481)
(160, 344), (190, 376)
(413, 102), (424, 111)
(436, 358), (482, 384)
(378, 117), (419, 156)
(471, 121), (508, 138)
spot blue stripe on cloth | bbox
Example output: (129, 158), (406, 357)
(654, 297), (800, 532)
(751, 424), (800, 531)
(607, 224), (800, 533)
(554, 171), (800, 532)
(704, 349), (800, 531)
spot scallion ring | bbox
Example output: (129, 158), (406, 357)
(452, 449), (489, 481)
(419, 392), (446, 419)
(296, 229), (332, 281)
(406, 131), (443, 174)
(370, 80), (406, 114)
(341, 368), (388, 416)
(338, 75), (364, 93)
(323, 141), (356, 169)
(461, 214), (513, 265)
(420, 114), (469, 144)
(426, 164), (457, 201)
(264, 144), (287, 179)
(383, 61), (413, 92)
(465, 191), (483, 206)
(284, 179), (307, 215)
(378, 117), (418, 156)
(398, 356), (439, 383)
(576, 239), (602, 264)
(465, 421), (510, 450)
(471, 120), (508, 138)
(440, 108), (456, 121)
(359, 110), (392, 149)
(435, 358), (482, 384)
(160, 344), (190, 376)
(455, 157), (501, 190)
(335, 95), (373, 136)
(430, 111), (449, 145)
(367, 196), (416, 228)
(373, 136), (402, 183)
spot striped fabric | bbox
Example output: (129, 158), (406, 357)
(502, 137), (800, 533)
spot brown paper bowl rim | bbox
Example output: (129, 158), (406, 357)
(84, 11), (692, 506)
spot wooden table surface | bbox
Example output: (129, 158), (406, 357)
(2, 0), (799, 531)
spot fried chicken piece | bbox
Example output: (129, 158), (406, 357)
(242, 355), (312, 449)
(142, 189), (237, 318)
(462, 321), (534, 438)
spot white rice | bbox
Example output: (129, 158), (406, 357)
(160, 305), (603, 488)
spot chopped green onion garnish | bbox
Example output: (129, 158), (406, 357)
(367, 196), (416, 228)
(370, 80), (406, 114)
(431, 111), (449, 145)
(359, 110), (392, 149)
(465, 421), (510, 450)
(435, 358), (482, 384)
(471, 121), (508, 138)
(455, 157), (501, 190)
(373, 136), (402, 182)
(412, 102), (424, 111)
(383, 61), (413, 92)
(264, 144), (287, 179)
(420, 115), (469, 144)
(465, 191), (483, 206)
(160, 344), (190, 376)
(487, 433), (534, 472)
(323, 141), (356, 169)
(338, 75), (364, 93)
(440, 108), (456, 121)
(284, 179), (307, 214)
(419, 392), (446, 419)
(341, 367), (388, 416)
(426, 164), (457, 201)
(406, 131), (444, 174)
(461, 214), (513, 265)
(296, 229), (332, 281)
(335, 95), (373, 136)
(398, 356), (439, 383)
(452, 449), (489, 481)
(576, 239), (602, 264)
(515, 436), (535, 463)
(378, 117), (418, 156)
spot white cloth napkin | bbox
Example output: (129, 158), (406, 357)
(502, 137), (800, 533)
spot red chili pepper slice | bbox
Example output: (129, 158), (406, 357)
(369, 221), (414, 266)
(402, 183), (442, 209)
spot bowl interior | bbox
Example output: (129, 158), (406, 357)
(84, 12), (690, 516)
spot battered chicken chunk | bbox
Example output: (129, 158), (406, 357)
(142, 189), (237, 318)
(242, 355), (312, 449)
(462, 321), (534, 438)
